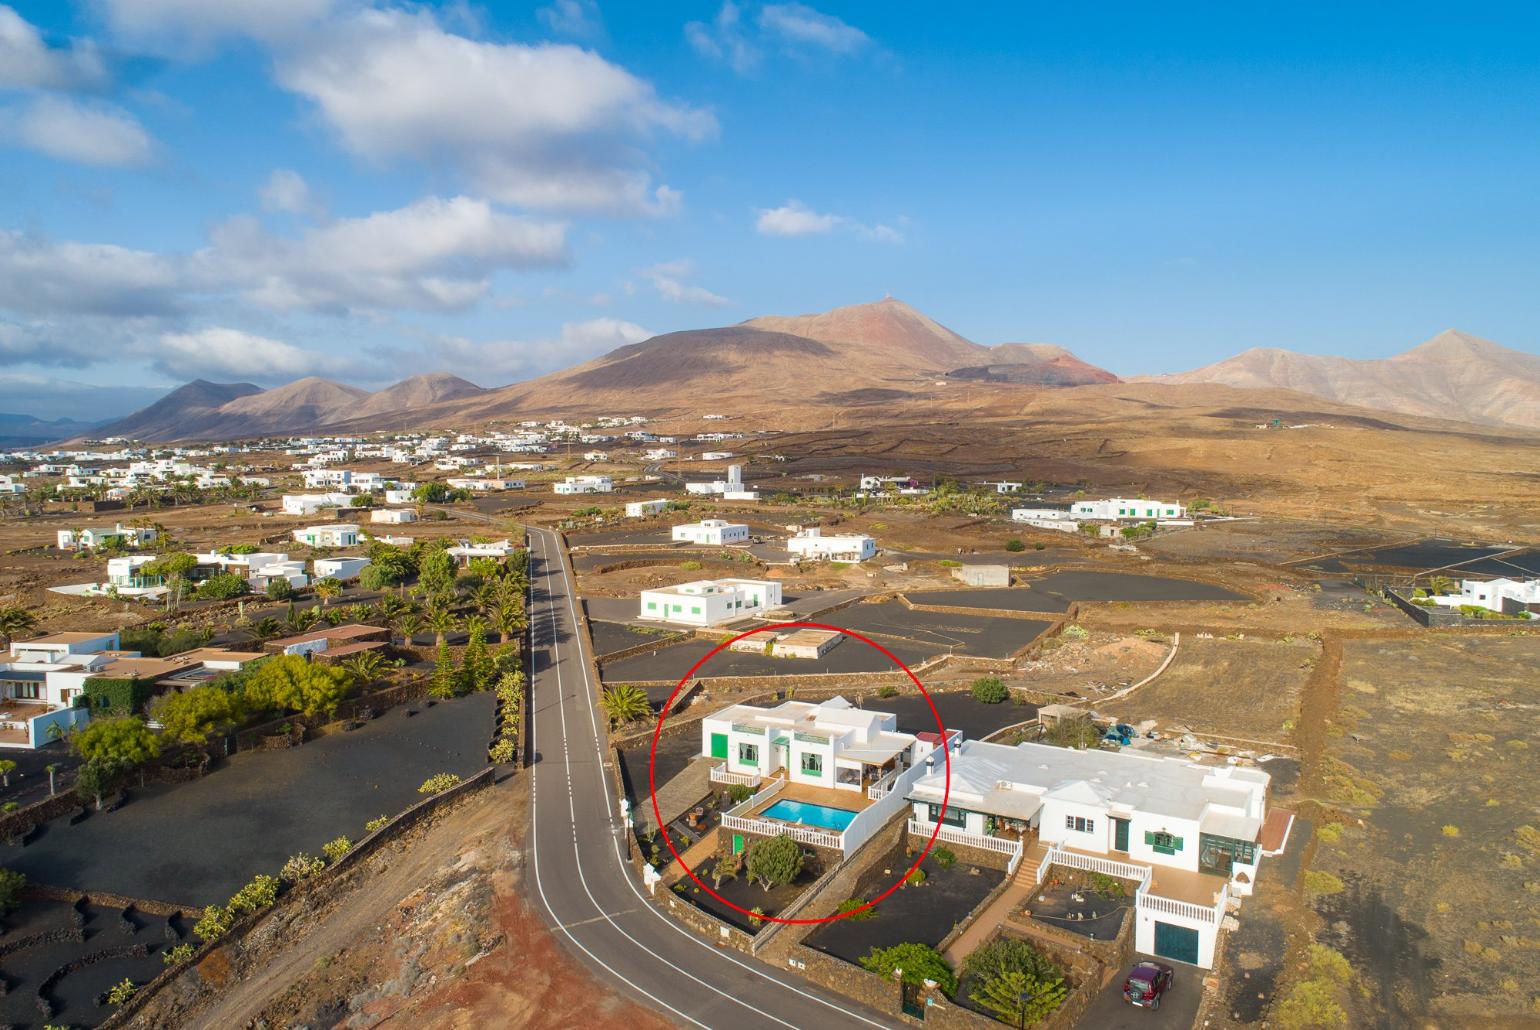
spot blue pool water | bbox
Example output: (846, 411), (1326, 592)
(760, 799), (859, 832)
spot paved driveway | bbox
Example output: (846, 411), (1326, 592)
(1078, 962), (1202, 1029)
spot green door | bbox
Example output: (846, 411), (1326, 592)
(1153, 921), (1200, 965)
(710, 733), (728, 759)
(1113, 817), (1130, 852)
(731, 834), (745, 855)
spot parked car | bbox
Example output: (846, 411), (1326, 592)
(1122, 961), (1174, 1009)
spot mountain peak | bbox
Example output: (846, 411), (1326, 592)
(743, 298), (983, 369)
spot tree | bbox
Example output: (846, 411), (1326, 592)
(859, 942), (957, 996)
(426, 607), (459, 647)
(285, 604), (320, 634)
(251, 616), (283, 640)
(493, 589), (526, 643)
(265, 578), (294, 601)
(242, 654), (355, 719)
(349, 494), (374, 508)
(313, 577), (343, 607)
(970, 968), (1067, 1024)
(148, 686), (244, 746)
(0, 606), (38, 648)
(430, 640), (458, 699)
(341, 649), (386, 684)
(75, 758), (123, 810)
(145, 551), (199, 608)
(744, 834), (804, 892)
(395, 612), (424, 646)
(1004, 538), (1026, 552)
(418, 545), (456, 600)
(598, 684), (650, 727)
(460, 618), (492, 692)
(362, 545), (413, 587)
(1428, 575), (1459, 596)
(412, 482), (451, 504)
(970, 676), (1008, 705)
(72, 715), (160, 767)
(0, 758), (14, 787)
(196, 572), (248, 600)
(0, 868), (24, 911)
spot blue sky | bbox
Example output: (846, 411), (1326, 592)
(1, 1), (1537, 419)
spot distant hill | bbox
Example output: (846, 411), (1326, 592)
(88, 380), (265, 441)
(951, 343), (1121, 387)
(351, 373), (485, 419)
(1140, 330), (1540, 430)
(0, 413), (105, 448)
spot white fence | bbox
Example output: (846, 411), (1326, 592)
(724, 777), (783, 817)
(908, 818), (1026, 873)
(1139, 883), (1227, 924)
(709, 764), (761, 788)
(865, 766), (901, 800)
(720, 813), (844, 851)
(1037, 844), (1227, 925)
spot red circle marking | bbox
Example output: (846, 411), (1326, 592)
(647, 621), (952, 925)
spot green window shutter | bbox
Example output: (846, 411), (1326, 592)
(691, 606), (701, 615)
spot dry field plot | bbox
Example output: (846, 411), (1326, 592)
(1108, 636), (1316, 745)
(1307, 634), (1540, 1026)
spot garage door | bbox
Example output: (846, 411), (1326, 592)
(1153, 921), (1200, 965)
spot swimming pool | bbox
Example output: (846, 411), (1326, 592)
(759, 799), (859, 832)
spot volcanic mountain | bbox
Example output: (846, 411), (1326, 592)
(950, 343), (1122, 387)
(1141, 330), (1540, 430)
(88, 379), (265, 441)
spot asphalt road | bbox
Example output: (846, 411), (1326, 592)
(524, 528), (897, 1029)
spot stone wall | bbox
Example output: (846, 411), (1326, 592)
(652, 890), (758, 954)
(100, 767), (496, 1029)
(905, 830), (1014, 873)
(788, 943), (907, 1019)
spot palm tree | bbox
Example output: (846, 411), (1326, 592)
(395, 612), (424, 646)
(345, 603), (374, 624)
(0, 606), (38, 648)
(252, 616), (283, 640)
(313, 578), (343, 607)
(375, 595), (411, 623)
(286, 606), (321, 634)
(427, 607), (459, 647)
(341, 649), (387, 684)
(598, 684), (651, 728)
(493, 595), (526, 644)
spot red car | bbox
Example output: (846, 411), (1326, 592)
(1123, 961), (1174, 1009)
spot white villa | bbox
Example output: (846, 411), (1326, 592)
(703, 696), (921, 793)
(728, 628), (843, 659)
(906, 739), (1270, 968)
(685, 464), (760, 501)
(638, 578), (782, 627)
(787, 527), (877, 563)
(1069, 498), (1186, 522)
(1427, 577), (1540, 616)
(446, 539), (519, 566)
(281, 492), (352, 516)
(313, 556), (371, 582)
(626, 499), (670, 518)
(292, 524), (361, 548)
(554, 475), (613, 495)
(370, 508), (417, 524)
(56, 524), (158, 551)
(671, 519), (749, 546)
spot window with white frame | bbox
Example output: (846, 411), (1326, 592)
(738, 742), (759, 767)
(800, 752), (822, 776)
(1065, 815), (1095, 834)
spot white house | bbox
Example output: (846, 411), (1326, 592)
(292, 524), (360, 548)
(0, 632), (114, 746)
(685, 464), (758, 500)
(554, 475), (613, 495)
(728, 628), (843, 660)
(281, 492), (352, 516)
(193, 551), (301, 584)
(446, 539), (518, 566)
(313, 556), (371, 582)
(626, 499), (670, 518)
(700, 451), (734, 460)
(1012, 508), (1079, 533)
(1069, 498), (1186, 521)
(671, 519), (749, 546)
(56, 523), (158, 551)
(907, 739), (1269, 968)
(953, 564), (1010, 587)
(1428, 577), (1540, 616)
(638, 578), (782, 627)
(582, 450), (609, 461)
(703, 696), (922, 793)
(370, 508), (417, 524)
(787, 527), (877, 563)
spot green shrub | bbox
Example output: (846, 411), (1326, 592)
(365, 814), (389, 834)
(0, 868), (25, 911)
(1303, 870), (1345, 895)
(860, 942), (956, 996)
(970, 676), (1008, 704)
(933, 847), (956, 870)
(489, 738), (516, 764)
(106, 978), (138, 1005)
(836, 898), (877, 920)
(280, 853), (326, 883)
(726, 783), (753, 803)
(1004, 538), (1025, 552)
(905, 867), (926, 886)
(162, 942), (196, 966)
(418, 772), (463, 795)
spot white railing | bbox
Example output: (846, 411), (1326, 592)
(1034, 848), (1055, 885)
(1137, 881), (1228, 924)
(866, 766), (901, 800)
(721, 813), (844, 851)
(725, 777), (784, 817)
(709, 764), (761, 788)
(908, 819), (1025, 859)
(1041, 845), (1153, 891)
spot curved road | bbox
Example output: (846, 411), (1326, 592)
(524, 527), (894, 1029)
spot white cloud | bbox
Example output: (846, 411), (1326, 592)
(153, 326), (349, 380)
(0, 5), (109, 90)
(0, 230), (181, 317)
(8, 96), (154, 166)
(100, 0), (333, 49)
(537, 0), (603, 40)
(685, 2), (760, 75)
(758, 3), (869, 54)
(275, 8), (713, 214)
(643, 259), (730, 306)
(203, 195), (569, 312)
(258, 168), (324, 218)
(689, 2), (872, 74)
(420, 317), (651, 380)
(753, 199), (903, 243)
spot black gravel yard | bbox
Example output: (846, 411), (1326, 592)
(0, 896), (186, 1028)
(830, 601), (1052, 659)
(678, 850), (827, 933)
(600, 635), (937, 684)
(571, 548), (721, 572)
(1341, 539), (1509, 572)
(1026, 881), (1132, 941)
(2, 694), (494, 909)
(806, 840), (1004, 963)
(1025, 570), (1248, 603)
(872, 689), (1038, 741)
(588, 619), (677, 657)
(616, 733), (702, 803)
(905, 587), (1068, 613)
